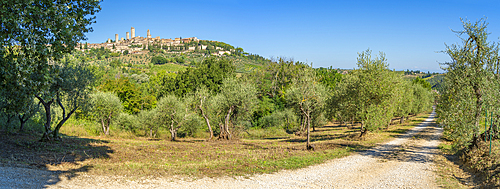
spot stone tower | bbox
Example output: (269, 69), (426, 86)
(107, 38), (111, 43)
(131, 27), (135, 38)
(147, 29), (151, 38)
(115, 34), (118, 43)
(126, 32), (130, 40)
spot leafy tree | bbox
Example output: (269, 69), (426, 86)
(151, 56), (168, 65)
(438, 18), (500, 149)
(327, 73), (359, 128)
(285, 67), (328, 150)
(110, 59), (122, 68)
(188, 87), (215, 140)
(159, 57), (235, 97)
(36, 64), (94, 141)
(393, 80), (414, 124)
(411, 83), (433, 115)
(138, 109), (160, 138)
(155, 95), (196, 141)
(0, 0), (100, 139)
(316, 66), (343, 92)
(213, 78), (258, 140)
(100, 77), (155, 114)
(351, 49), (398, 137)
(90, 92), (123, 136)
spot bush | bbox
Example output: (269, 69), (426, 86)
(256, 109), (299, 132)
(151, 56), (168, 65)
(115, 112), (139, 134)
(177, 114), (203, 138)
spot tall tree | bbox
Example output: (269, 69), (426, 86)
(286, 67), (328, 150)
(438, 18), (500, 149)
(159, 57), (235, 97)
(188, 87), (215, 140)
(0, 0), (101, 139)
(35, 63), (94, 140)
(213, 78), (257, 140)
(352, 49), (397, 137)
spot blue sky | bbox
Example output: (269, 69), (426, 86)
(85, 0), (500, 73)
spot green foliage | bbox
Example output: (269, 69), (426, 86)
(0, 0), (100, 140)
(155, 95), (198, 140)
(285, 66), (328, 148)
(110, 59), (122, 68)
(438, 18), (500, 148)
(159, 57), (235, 97)
(90, 92), (123, 135)
(427, 74), (445, 92)
(327, 49), (427, 136)
(137, 109), (160, 138)
(412, 77), (432, 91)
(352, 49), (397, 133)
(316, 66), (343, 92)
(213, 77), (258, 139)
(115, 112), (139, 134)
(100, 77), (155, 114)
(151, 56), (168, 65)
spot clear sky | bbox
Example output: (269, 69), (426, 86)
(84, 0), (500, 73)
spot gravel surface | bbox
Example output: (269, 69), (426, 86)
(0, 109), (441, 189)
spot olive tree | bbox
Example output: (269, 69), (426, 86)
(36, 64), (94, 140)
(285, 67), (328, 150)
(393, 80), (414, 124)
(90, 92), (123, 136)
(188, 86), (215, 140)
(438, 18), (500, 149)
(352, 49), (397, 137)
(156, 95), (197, 141)
(327, 73), (359, 128)
(213, 77), (258, 140)
(0, 0), (100, 140)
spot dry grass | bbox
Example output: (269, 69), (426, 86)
(1, 111), (431, 178)
(434, 129), (500, 188)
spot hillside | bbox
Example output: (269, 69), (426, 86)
(80, 43), (269, 75)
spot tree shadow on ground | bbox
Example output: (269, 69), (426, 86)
(0, 131), (113, 188)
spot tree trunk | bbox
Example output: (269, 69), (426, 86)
(306, 113), (312, 150)
(472, 85), (482, 149)
(18, 115), (26, 132)
(52, 97), (77, 140)
(36, 95), (54, 141)
(199, 102), (213, 140)
(219, 106), (233, 140)
(400, 116), (405, 124)
(101, 118), (107, 135)
(359, 121), (368, 138)
(169, 121), (178, 141)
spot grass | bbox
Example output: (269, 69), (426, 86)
(434, 125), (500, 188)
(0, 111), (431, 179)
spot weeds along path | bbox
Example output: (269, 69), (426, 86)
(1, 109), (441, 189)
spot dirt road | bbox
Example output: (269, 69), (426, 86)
(0, 109), (441, 188)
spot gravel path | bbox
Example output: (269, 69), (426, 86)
(0, 109), (441, 189)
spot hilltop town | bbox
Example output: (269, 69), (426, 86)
(77, 27), (232, 56)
